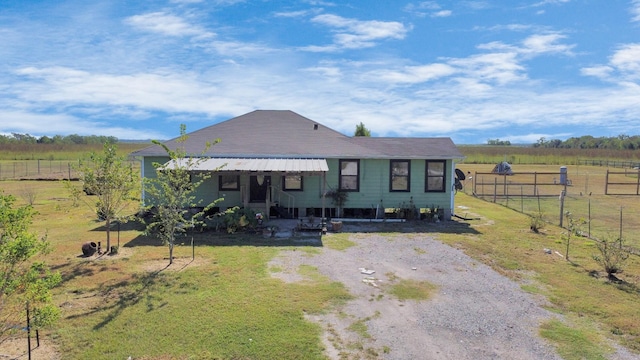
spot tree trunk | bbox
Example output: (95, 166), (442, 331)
(105, 217), (111, 253)
(169, 240), (174, 265)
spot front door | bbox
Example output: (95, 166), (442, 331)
(250, 175), (271, 202)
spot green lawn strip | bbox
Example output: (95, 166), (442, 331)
(439, 193), (640, 355)
(540, 318), (609, 360)
(322, 233), (357, 251)
(53, 246), (351, 359)
(387, 278), (437, 301)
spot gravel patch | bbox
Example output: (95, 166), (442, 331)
(271, 231), (563, 360)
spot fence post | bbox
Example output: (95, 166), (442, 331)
(619, 206), (623, 242)
(473, 171), (477, 195)
(588, 198), (591, 238)
(559, 189), (565, 228)
(506, 181), (509, 207)
(493, 178), (497, 203)
(637, 169), (640, 195)
(503, 174), (507, 199)
(605, 170), (609, 195)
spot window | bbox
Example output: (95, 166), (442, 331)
(390, 160), (410, 192)
(339, 159), (359, 191)
(219, 175), (240, 191)
(282, 175), (303, 191)
(425, 161), (446, 192)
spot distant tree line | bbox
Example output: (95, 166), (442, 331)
(0, 133), (118, 145)
(487, 139), (511, 146)
(533, 135), (640, 150)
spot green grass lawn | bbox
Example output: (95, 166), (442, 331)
(1, 176), (639, 359)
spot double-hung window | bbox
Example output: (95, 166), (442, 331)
(339, 160), (359, 191)
(425, 160), (446, 192)
(390, 160), (410, 192)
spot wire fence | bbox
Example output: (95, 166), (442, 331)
(0, 160), (80, 180)
(0, 159), (140, 180)
(464, 168), (640, 253)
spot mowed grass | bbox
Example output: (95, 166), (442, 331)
(0, 180), (351, 359)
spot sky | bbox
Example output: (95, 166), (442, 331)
(1, 0), (640, 144)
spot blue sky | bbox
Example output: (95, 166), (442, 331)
(1, 0), (639, 144)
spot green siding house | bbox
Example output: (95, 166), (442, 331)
(131, 110), (464, 221)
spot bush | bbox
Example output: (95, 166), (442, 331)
(208, 207), (258, 233)
(592, 236), (630, 280)
(529, 211), (545, 233)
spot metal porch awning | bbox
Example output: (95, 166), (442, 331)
(165, 158), (329, 173)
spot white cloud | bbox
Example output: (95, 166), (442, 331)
(404, 2), (452, 18)
(447, 52), (526, 85)
(632, 0), (640, 22)
(367, 63), (457, 84)
(479, 33), (574, 57)
(432, 10), (452, 18)
(125, 12), (213, 38)
(303, 66), (343, 79)
(581, 65), (613, 79)
(306, 14), (409, 51)
(531, 0), (571, 7)
(0, 109), (164, 139)
(520, 33), (574, 55)
(273, 9), (322, 18)
(610, 43), (640, 76)
(582, 43), (640, 81)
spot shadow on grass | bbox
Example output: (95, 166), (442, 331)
(64, 265), (173, 330)
(90, 219), (146, 232)
(52, 253), (121, 286)
(123, 231), (325, 248)
(121, 218), (480, 248)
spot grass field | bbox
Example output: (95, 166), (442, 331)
(1, 145), (639, 359)
(458, 145), (640, 165)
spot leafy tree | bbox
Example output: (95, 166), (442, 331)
(142, 125), (221, 265)
(76, 142), (138, 253)
(0, 193), (61, 343)
(354, 122), (371, 137)
(592, 235), (630, 280)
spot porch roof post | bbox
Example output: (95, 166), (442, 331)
(322, 171), (326, 225)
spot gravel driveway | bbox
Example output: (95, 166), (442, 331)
(270, 227), (562, 360)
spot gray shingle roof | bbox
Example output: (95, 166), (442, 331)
(131, 110), (463, 160)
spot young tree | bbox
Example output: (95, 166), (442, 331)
(592, 235), (630, 280)
(142, 125), (221, 265)
(76, 142), (138, 253)
(562, 212), (586, 261)
(354, 122), (371, 137)
(0, 193), (61, 343)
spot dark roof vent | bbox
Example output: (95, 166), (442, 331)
(313, 124), (319, 130)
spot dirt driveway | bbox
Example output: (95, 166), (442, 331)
(270, 226), (564, 360)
